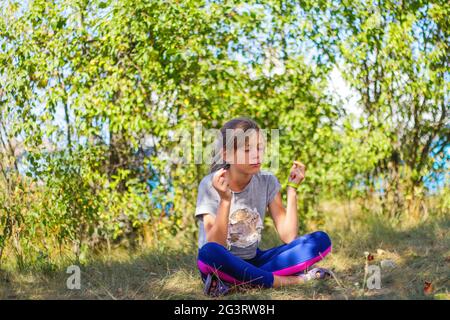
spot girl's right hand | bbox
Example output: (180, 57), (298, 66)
(212, 168), (232, 202)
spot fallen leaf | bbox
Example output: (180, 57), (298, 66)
(423, 281), (433, 295)
(364, 251), (374, 261)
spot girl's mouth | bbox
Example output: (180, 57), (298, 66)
(251, 163), (261, 167)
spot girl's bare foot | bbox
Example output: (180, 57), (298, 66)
(272, 274), (305, 287)
(272, 268), (332, 288)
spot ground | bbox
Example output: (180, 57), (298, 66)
(0, 200), (449, 300)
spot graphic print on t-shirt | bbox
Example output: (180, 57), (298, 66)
(227, 207), (263, 248)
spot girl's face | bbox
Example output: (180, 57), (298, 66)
(226, 130), (265, 174)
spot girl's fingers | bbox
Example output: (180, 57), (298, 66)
(293, 161), (306, 172)
(213, 169), (227, 185)
(213, 170), (222, 182)
(293, 164), (305, 175)
(290, 166), (303, 177)
(222, 183), (230, 193)
(220, 180), (227, 189)
(218, 168), (226, 178)
(288, 166), (304, 182)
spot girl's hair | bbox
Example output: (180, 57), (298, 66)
(210, 117), (262, 173)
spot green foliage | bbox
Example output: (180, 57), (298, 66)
(0, 0), (448, 266)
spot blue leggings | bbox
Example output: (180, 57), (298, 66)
(197, 231), (332, 288)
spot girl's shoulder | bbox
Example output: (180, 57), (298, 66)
(197, 172), (220, 200)
(198, 172), (214, 188)
(255, 171), (280, 189)
(256, 170), (278, 181)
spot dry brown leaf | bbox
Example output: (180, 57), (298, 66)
(423, 281), (433, 295)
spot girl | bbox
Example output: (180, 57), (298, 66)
(195, 117), (332, 296)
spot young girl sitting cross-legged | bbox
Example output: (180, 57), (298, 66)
(195, 117), (333, 296)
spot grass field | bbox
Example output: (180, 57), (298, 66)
(1, 200), (449, 300)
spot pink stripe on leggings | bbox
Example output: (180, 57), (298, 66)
(197, 260), (244, 285)
(272, 245), (332, 276)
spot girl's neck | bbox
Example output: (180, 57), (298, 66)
(228, 166), (253, 192)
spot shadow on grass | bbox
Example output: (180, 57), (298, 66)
(0, 245), (196, 299)
(330, 214), (450, 299)
(0, 242), (274, 300)
(1, 215), (448, 299)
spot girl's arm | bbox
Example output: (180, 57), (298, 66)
(269, 161), (306, 243)
(203, 199), (231, 246)
(268, 187), (298, 243)
(203, 168), (232, 246)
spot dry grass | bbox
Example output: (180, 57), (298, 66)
(0, 199), (449, 300)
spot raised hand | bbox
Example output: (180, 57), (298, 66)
(288, 161), (306, 185)
(212, 167), (232, 201)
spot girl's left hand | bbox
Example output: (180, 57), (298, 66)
(288, 161), (306, 185)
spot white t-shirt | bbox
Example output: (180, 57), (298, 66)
(195, 170), (281, 259)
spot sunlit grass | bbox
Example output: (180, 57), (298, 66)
(0, 199), (449, 300)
